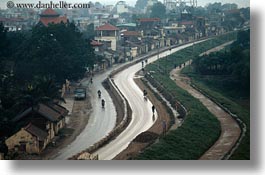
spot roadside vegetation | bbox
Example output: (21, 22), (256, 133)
(137, 32), (240, 160)
(0, 22), (95, 143)
(182, 30), (250, 159)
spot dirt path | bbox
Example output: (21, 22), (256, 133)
(170, 42), (241, 159)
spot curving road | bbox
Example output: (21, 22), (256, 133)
(53, 70), (117, 159)
(94, 41), (205, 160)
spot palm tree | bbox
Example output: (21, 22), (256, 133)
(15, 76), (65, 110)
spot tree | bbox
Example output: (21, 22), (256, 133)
(0, 23), (9, 59)
(135, 0), (148, 11)
(15, 76), (64, 110)
(83, 23), (95, 40)
(14, 22), (95, 83)
(150, 2), (166, 19)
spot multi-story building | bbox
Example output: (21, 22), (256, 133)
(116, 1), (129, 14)
(95, 23), (119, 51)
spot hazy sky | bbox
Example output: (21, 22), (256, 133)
(0, 0), (249, 9)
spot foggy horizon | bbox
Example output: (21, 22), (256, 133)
(0, 0), (249, 9)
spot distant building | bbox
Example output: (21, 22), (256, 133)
(116, 1), (129, 14)
(163, 23), (185, 35)
(144, 0), (158, 13)
(73, 17), (91, 31)
(181, 9), (192, 21)
(95, 23), (119, 51)
(138, 18), (161, 37)
(39, 8), (67, 27)
(0, 8), (38, 31)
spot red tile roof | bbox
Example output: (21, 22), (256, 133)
(96, 23), (119, 31)
(24, 123), (48, 141)
(138, 18), (160, 22)
(41, 8), (59, 16)
(180, 21), (193, 25)
(39, 16), (67, 27)
(91, 40), (104, 46)
(122, 31), (141, 37)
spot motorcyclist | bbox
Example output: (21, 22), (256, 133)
(90, 77), (93, 84)
(101, 99), (105, 108)
(152, 105), (155, 114)
(143, 89), (147, 97)
(97, 90), (101, 98)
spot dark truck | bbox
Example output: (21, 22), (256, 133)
(74, 87), (86, 100)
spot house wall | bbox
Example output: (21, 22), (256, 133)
(0, 153), (4, 160)
(131, 47), (138, 58)
(47, 122), (55, 141)
(54, 118), (65, 135)
(5, 129), (47, 154)
(95, 36), (118, 51)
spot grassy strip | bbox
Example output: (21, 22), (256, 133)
(136, 33), (237, 160)
(182, 67), (250, 160)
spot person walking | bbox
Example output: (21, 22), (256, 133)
(152, 105), (155, 114)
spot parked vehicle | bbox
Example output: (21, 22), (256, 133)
(74, 88), (86, 100)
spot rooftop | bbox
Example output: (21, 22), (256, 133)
(96, 23), (119, 31)
(40, 8), (59, 16)
(91, 40), (104, 46)
(13, 103), (65, 122)
(24, 123), (48, 141)
(39, 16), (67, 27)
(138, 18), (161, 22)
(122, 31), (141, 37)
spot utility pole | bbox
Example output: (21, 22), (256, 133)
(121, 33), (126, 63)
(157, 42), (160, 70)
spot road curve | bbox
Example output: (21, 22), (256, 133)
(94, 41), (205, 160)
(53, 71), (117, 159)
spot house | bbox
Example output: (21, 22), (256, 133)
(137, 18), (161, 37)
(163, 23), (186, 35)
(5, 123), (49, 154)
(95, 23), (119, 51)
(91, 40), (104, 52)
(5, 103), (68, 154)
(39, 8), (68, 27)
(0, 17), (27, 31)
(116, 1), (129, 14)
(121, 31), (141, 42)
